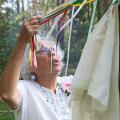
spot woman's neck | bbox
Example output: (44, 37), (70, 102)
(35, 73), (57, 93)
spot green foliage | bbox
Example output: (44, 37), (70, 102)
(0, 101), (15, 120)
(0, 1), (23, 73)
(0, 113), (14, 120)
(0, 0), (6, 5)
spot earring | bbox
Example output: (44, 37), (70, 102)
(30, 72), (36, 80)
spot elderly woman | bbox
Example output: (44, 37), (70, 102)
(0, 16), (73, 120)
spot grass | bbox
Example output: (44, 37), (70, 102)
(0, 113), (14, 120)
(0, 101), (15, 120)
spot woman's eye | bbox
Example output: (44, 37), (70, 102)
(38, 46), (52, 54)
(50, 47), (55, 51)
(41, 49), (44, 53)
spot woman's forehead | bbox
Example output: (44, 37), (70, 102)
(37, 41), (53, 48)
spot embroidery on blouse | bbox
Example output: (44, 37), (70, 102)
(37, 83), (71, 120)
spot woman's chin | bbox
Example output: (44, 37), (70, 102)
(49, 66), (61, 74)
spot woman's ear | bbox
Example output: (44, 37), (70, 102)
(29, 72), (37, 81)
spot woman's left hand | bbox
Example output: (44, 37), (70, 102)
(19, 16), (42, 44)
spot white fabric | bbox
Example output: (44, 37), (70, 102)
(69, 4), (119, 120)
(14, 75), (73, 120)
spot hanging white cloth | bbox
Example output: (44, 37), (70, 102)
(69, 4), (119, 120)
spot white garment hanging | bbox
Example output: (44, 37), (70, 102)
(69, 4), (119, 120)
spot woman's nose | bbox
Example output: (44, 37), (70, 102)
(48, 48), (56, 57)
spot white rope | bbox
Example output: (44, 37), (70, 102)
(45, 0), (87, 40)
(59, 0), (88, 33)
(65, 6), (75, 76)
(45, 13), (63, 40)
(50, 41), (53, 73)
(0, 110), (15, 113)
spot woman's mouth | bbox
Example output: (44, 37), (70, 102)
(53, 59), (61, 65)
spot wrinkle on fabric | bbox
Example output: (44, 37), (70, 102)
(69, 4), (119, 120)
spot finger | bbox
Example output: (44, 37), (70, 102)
(28, 15), (42, 22)
(27, 19), (39, 25)
(31, 25), (40, 29)
(32, 15), (42, 19)
(28, 25), (39, 34)
(28, 27), (39, 34)
(27, 17), (35, 22)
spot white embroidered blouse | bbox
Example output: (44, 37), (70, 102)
(14, 75), (73, 120)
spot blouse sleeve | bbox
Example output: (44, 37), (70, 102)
(14, 80), (28, 118)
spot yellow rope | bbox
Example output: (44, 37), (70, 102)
(72, 0), (95, 6)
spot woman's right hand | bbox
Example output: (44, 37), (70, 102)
(18, 16), (42, 44)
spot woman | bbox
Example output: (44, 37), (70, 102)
(0, 16), (73, 120)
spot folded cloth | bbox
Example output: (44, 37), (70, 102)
(69, 4), (119, 120)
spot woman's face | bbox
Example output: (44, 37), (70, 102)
(35, 41), (62, 75)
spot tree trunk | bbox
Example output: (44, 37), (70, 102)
(27, 0), (30, 12)
(22, 0), (24, 12)
(16, 0), (20, 14)
(56, 0), (65, 49)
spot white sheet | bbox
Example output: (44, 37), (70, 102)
(69, 4), (119, 120)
